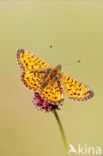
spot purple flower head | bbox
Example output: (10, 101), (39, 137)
(33, 92), (60, 112)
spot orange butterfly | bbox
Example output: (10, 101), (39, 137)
(17, 49), (94, 105)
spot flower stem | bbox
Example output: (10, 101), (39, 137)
(54, 110), (68, 156)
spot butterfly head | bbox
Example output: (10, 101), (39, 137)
(56, 64), (62, 71)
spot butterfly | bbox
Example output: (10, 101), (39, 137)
(17, 49), (94, 105)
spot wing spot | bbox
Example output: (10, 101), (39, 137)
(37, 60), (41, 63)
(79, 83), (82, 87)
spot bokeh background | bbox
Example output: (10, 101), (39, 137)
(0, 1), (103, 156)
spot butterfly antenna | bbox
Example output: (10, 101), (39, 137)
(63, 60), (80, 66)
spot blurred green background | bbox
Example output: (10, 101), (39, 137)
(0, 1), (103, 156)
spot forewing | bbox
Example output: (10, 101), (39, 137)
(17, 49), (53, 72)
(21, 71), (49, 91)
(39, 77), (64, 105)
(61, 73), (94, 101)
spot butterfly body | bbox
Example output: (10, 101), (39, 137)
(17, 49), (94, 105)
(40, 64), (61, 89)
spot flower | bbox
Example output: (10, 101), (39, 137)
(33, 92), (60, 112)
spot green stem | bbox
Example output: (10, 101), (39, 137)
(54, 110), (68, 156)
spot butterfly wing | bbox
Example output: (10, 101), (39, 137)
(21, 71), (49, 91)
(60, 73), (94, 101)
(39, 77), (64, 105)
(17, 49), (53, 72)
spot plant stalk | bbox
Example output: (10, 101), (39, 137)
(54, 110), (68, 156)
